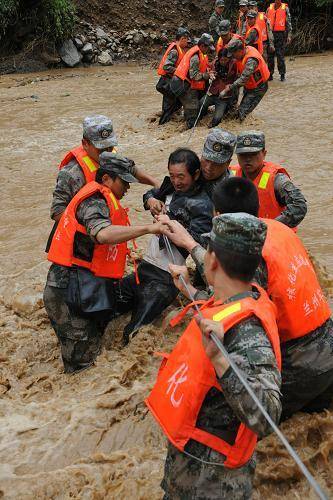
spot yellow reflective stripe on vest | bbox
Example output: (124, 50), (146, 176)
(282, 3), (286, 9)
(109, 191), (119, 210)
(259, 13), (264, 19)
(82, 155), (98, 173)
(258, 172), (270, 189)
(213, 302), (242, 322)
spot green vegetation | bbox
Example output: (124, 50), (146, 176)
(0, 0), (76, 43)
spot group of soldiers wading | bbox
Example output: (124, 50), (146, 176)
(156, 0), (292, 128)
(44, 106), (333, 497)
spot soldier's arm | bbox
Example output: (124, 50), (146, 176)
(218, 318), (282, 437)
(189, 54), (210, 81)
(266, 18), (275, 48)
(230, 58), (259, 89)
(183, 196), (214, 248)
(163, 48), (179, 75)
(50, 163), (85, 221)
(286, 6), (292, 33)
(274, 173), (308, 228)
(245, 28), (259, 47)
(209, 14), (218, 35)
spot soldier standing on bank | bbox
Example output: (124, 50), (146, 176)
(266, 0), (292, 81)
(209, 0), (226, 43)
(236, 0), (248, 36)
(146, 213), (282, 499)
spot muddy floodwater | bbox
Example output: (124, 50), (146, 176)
(0, 53), (333, 499)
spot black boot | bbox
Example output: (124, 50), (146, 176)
(280, 74), (285, 82)
(269, 74), (273, 81)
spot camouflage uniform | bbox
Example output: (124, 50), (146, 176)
(209, 11), (225, 43)
(191, 245), (333, 420)
(267, 5), (292, 77)
(158, 47), (182, 125)
(44, 192), (114, 373)
(161, 288), (281, 499)
(236, 131), (307, 229)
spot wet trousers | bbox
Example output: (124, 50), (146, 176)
(179, 88), (203, 129)
(115, 261), (179, 344)
(268, 31), (287, 76)
(162, 443), (255, 500)
(281, 318), (333, 420)
(156, 76), (182, 125)
(43, 285), (111, 373)
(199, 94), (234, 127)
(238, 82), (268, 121)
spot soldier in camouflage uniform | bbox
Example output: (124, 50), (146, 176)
(209, 0), (226, 43)
(50, 115), (158, 222)
(143, 128), (237, 215)
(171, 34), (215, 129)
(237, 0), (249, 36)
(266, 0), (292, 81)
(221, 38), (269, 121)
(44, 154), (164, 373)
(166, 177), (333, 420)
(159, 213), (282, 499)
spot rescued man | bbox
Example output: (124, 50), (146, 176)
(209, 0), (226, 43)
(198, 47), (238, 128)
(232, 131), (307, 229)
(266, 0), (292, 81)
(114, 148), (213, 346)
(50, 115), (158, 222)
(166, 177), (333, 420)
(156, 27), (191, 125)
(146, 212), (282, 499)
(171, 33), (215, 129)
(236, 0), (249, 36)
(143, 128), (237, 213)
(44, 154), (164, 374)
(221, 38), (270, 122)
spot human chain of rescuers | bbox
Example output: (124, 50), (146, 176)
(42, 2), (332, 498)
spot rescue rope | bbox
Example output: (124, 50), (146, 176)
(162, 234), (328, 500)
(185, 81), (213, 146)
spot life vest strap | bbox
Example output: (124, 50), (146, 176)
(169, 300), (207, 327)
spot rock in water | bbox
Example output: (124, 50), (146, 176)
(74, 37), (84, 49)
(81, 42), (93, 55)
(58, 39), (82, 67)
(98, 51), (114, 66)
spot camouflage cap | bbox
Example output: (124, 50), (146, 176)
(99, 153), (138, 183)
(215, 0), (225, 7)
(246, 9), (257, 18)
(218, 19), (231, 35)
(210, 213), (267, 256)
(176, 27), (190, 38)
(83, 115), (118, 149)
(236, 131), (265, 154)
(239, 0), (248, 5)
(226, 37), (244, 56)
(248, 0), (258, 6)
(202, 128), (236, 164)
(198, 33), (215, 51)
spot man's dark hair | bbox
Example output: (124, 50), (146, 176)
(213, 177), (259, 216)
(208, 241), (260, 282)
(95, 168), (118, 184)
(168, 148), (201, 177)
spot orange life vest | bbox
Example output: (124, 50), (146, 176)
(230, 162), (289, 220)
(174, 45), (209, 91)
(59, 145), (99, 183)
(48, 181), (130, 279)
(157, 42), (184, 76)
(146, 287), (281, 469)
(257, 12), (268, 42)
(262, 219), (331, 343)
(216, 33), (241, 55)
(235, 46), (270, 89)
(267, 3), (287, 32)
(246, 22), (264, 54)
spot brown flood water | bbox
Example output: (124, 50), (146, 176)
(0, 54), (332, 499)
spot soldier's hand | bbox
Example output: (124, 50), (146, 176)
(147, 197), (166, 216)
(168, 264), (196, 298)
(162, 220), (197, 251)
(148, 220), (164, 235)
(156, 213), (171, 224)
(196, 317), (229, 376)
